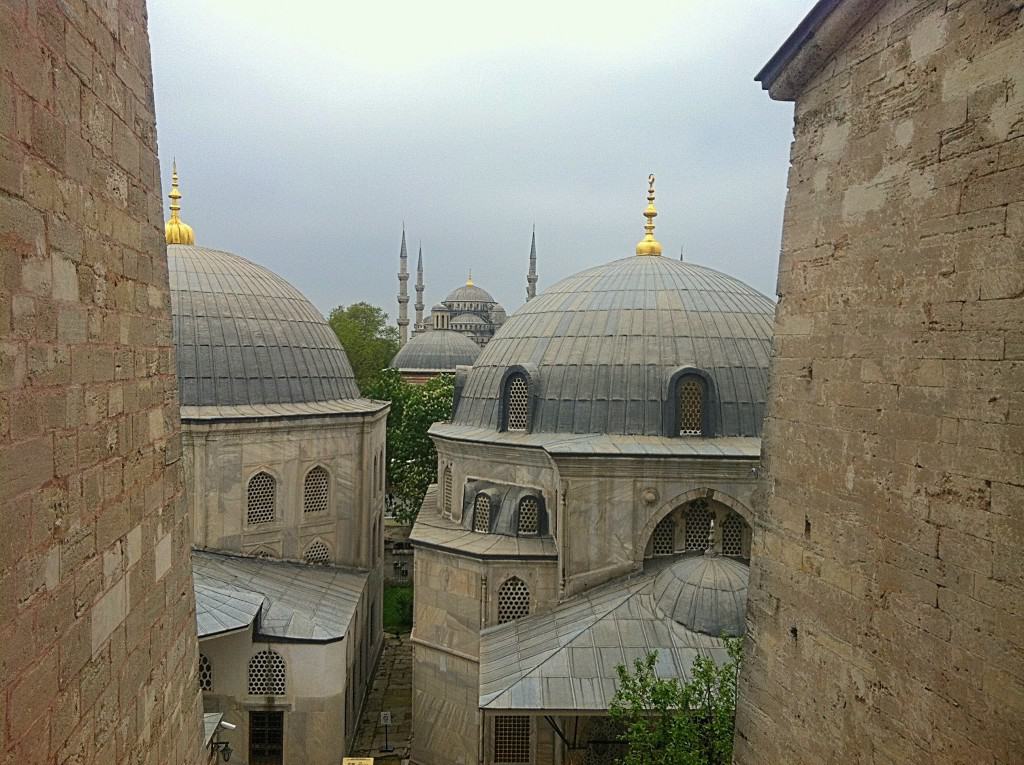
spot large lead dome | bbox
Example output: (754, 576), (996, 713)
(452, 254), (774, 437)
(169, 244), (360, 407)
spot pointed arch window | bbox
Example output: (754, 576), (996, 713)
(304, 466), (329, 513)
(304, 539), (331, 565)
(473, 493), (491, 533)
(678, 376), (704, 436)
(517, 496), (540, 535)
(684, 499), (713, 551)
(722, 512), (746, 557)
(497, 577), (530, 624)
(651, 515), (676, 556)
(248, 650), (286, 695)
(442, 465), (453, 518)
(247, 471), (276, 525)
(504, 373), (529, 432)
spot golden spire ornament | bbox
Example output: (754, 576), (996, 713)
(466, 270), (474, 287)
(164, 160), (196, 245)
(635, 173), (662, 256)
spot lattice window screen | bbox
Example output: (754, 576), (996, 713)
(248, 650), (286, 695)
(305, 539), (331, 565)
(652, 515), (675, 556)
(303, 466), (329, 513)
(474, 493), (491, 533)
(497, 577), (530, 624)
(198, 654), (212, 691)
(722, 512), (745, 556)
(517, 497), (539, 535)
(506, 374), (529, 432)
(684, 499), (713, 551)
(494, 715), (531, 764)
(678, 378), (703, 436)
(442, 466), (453, 518)
(247, 472), (276, 524)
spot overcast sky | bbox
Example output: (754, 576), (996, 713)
(149, 1), (810, 318)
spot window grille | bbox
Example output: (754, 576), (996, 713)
(651, 515), (675, 556)
(442, 466), (453, 518)
(517, 496), (539, 535)
(678, 378), (703, 436)
(247, 472), (276, 525)
(248, 650), (286, 695)
(722, 512), (745, 556)
(494, 715), (531, 764)
(304, 466), (329, 513)
(305, 539), (331, 565)
(497, 577), (530, 624)
(474, 493), (491, 533)
(684, 499), (713, 551)
(505, 374), (529, 432)
(198, 654), (212, 691)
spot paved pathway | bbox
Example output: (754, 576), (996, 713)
(351, 632), (413, 764)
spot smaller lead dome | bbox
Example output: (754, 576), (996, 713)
(391, 330), (481, 372)
(653, 553), (749, 637)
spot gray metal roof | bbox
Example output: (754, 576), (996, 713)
(195, 580), (266, 637)
(169, 244), (360, 407)
(453, 256), (774, 437)
(192, 550), (368, 642)
(652, 553), (749, 637)
(478, 556), (743, 712)
(203, 713), (224, 747)
(180, 397), (387, 422)
(390, 330), (481, 372)
(431, 423), (762, 459)
(410, 486), (556, 559)
(445, 283), (497, 303)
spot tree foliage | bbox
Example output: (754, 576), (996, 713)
(363, 369), (454, 524)
(609, 638), (743, 765)
(328, 302), (399, 391)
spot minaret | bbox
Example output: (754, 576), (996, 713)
(635, 174), (662, 256)
(415, 244), (425, 331)
(164, 160), (195, 245)
(526, 225), (538, 301)
(397, 227), (410, 347)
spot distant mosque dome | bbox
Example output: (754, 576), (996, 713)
(452, 225), (774, 437)
(390, 329), (481, 373)
(445, 280), (496, 305)
(652, 553), (749, 637)
(164, 174), (359, 408)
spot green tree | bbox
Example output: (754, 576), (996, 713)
(328, 303), (399, 391)
(609, 637), (743, 765)
(364, 369), (454, 523)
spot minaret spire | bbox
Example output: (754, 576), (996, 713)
(397, 226), (410, 347)
(635, 174), (662, 256)
(164, 159), (195, 245)
(415, 243), (425, 331)
(526, 225), (538, 301)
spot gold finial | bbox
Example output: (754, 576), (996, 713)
(165, 159), (195, 245)
(466, 269), (474, 287)
(635, 173), (662, 256)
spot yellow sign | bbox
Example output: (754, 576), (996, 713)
(342, 759), (374, 765)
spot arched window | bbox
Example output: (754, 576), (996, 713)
(678, 376), (704, 436)
(684, 499), (713, 551)
(651, 515), (676, 556)
(473, 493), (491, 533)
(303, 466), (329, 513)
(504, 373), (529, 432)
(304, 539), (331, 565)
(198, 654), (212, 691)
(517, 496), (539, 535)
(497, 577), (531, 624)
(248, 650), (286, 695)
(442, 465), (453, 517)
(494, 715), (531, 764)
(247, 471), (276, 524)
(722, 512), (746, 557)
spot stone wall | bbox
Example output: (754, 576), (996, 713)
(0, 1), (204, 763)
(736, 1), (1024, 762)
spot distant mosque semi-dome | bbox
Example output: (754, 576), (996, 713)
(390, 329), (481, 373)
(652, 552), (749, 637)
(164, 167), (359, 408)
(451, 176), (775, 438)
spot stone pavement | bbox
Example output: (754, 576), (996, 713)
(351, 632), (413, 763)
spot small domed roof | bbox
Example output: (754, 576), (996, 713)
(431, 302), (447, 312)
(653, 553), (749, 637)
(453, 255), (774, 436)
(390, 330), (481, 371)
(169, 244), (360, 407)
(451, 313), (486, 325)
(446, 283), (496, 304)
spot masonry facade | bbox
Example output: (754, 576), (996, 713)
(0, 1), (204, 763)
(735, 1), (1024, 762)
